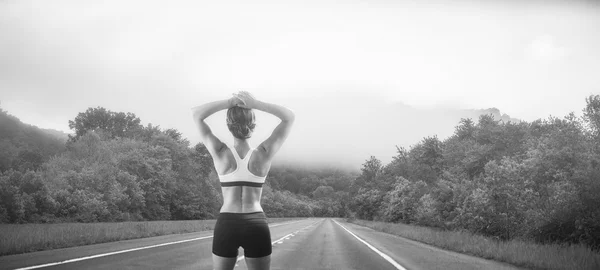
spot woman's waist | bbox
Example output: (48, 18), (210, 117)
(221, 188), (262, 201)
(217, 211), (267, 220)
(220, 201), (263, 213)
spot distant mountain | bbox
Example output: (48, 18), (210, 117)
(276, 95), (523, 168)
(0, 107), (67, 172)
(462, 107), (521, 123)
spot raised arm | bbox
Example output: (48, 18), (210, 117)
(191, 97), (243, 157)
(235, 91), (295, 160)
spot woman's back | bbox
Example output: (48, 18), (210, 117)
(217, 144), (270, 213)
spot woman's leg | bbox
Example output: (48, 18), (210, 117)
(245, 255), (271, 270)
(212, 213), (239, 270)
(241, 213), (272, 270)
(212, 254), (237, 270)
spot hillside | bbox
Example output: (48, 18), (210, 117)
(40, 128), (70, 142)
(0, 107), (67, 172)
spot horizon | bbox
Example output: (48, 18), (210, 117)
(0, 96), (591, 170)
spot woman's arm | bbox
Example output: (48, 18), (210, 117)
(191, 97), (242, 156)
(235, 91), (295, 159)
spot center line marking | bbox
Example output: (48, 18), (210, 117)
(235, 219), (322, 264)
(14, 219), (308, 270)
(333, 219), (407, 270)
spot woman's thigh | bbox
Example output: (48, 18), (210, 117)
(212, 254), (237, 270)
(245, 255), (271, 270)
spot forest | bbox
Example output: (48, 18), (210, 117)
(348, 95), (600, 250)
(0, 106), (353, 223)
(1, 95), (599, 250)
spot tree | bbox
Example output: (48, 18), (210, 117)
(68, 107), (142, 141)
(387, 146), (411, 179)
(352, 156), (382, 191)
(475, 114), (500, 145)
(455, 118), (476, 141)
(382, 178), (428, 223)
(583, 95), (600, 137)
(481, 158), (532, 239)
(351, 188), (384, 220)
(415, 136), (444, 180)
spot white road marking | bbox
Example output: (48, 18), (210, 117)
(266, 219), (303, 228)
(333, 219), (407, 270)
(235, 220), (322, 265)
(14, 236), (214, 270)
(14, 219), (306, 270)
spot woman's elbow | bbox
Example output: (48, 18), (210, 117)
(285, 111), (296, 123)
(192, 109), (206, 121)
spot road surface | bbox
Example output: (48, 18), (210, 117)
(0, 219), (523, 270)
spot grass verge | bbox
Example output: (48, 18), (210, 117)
(348, 219), (600, 270)
(0, 217), (301, 256)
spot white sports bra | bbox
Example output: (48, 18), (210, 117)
(217, 144), (267, 187)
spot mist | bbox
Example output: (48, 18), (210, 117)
(1, 0), (599, 169)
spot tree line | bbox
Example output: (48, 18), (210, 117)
(347, 95), (600, 250)
(2, 96), (599, 250)
(0, 107), (353, 223)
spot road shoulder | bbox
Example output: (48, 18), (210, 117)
(337, 220), (525, 270)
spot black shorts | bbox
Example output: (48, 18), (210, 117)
(212, 212), (272, 258)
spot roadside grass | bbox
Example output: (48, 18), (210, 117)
(0, 217), (301, 256)
(348, 219), (600, 270)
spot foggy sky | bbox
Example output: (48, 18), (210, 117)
(1, 0), (599, 168)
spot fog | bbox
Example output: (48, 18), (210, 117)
(1, 0), (599, 168)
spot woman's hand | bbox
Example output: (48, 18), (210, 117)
(234, 91), (260, 109)
(228, 94), (246, 108)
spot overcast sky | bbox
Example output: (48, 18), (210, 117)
(1, 0), (599, 168)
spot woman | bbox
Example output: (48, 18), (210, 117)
(192, 91), (295, 270)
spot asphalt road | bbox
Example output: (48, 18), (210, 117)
(0, 219), (523, 270)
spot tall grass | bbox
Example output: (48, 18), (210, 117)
(0, 218), (299, 256)
(349, 219), (600, 270)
